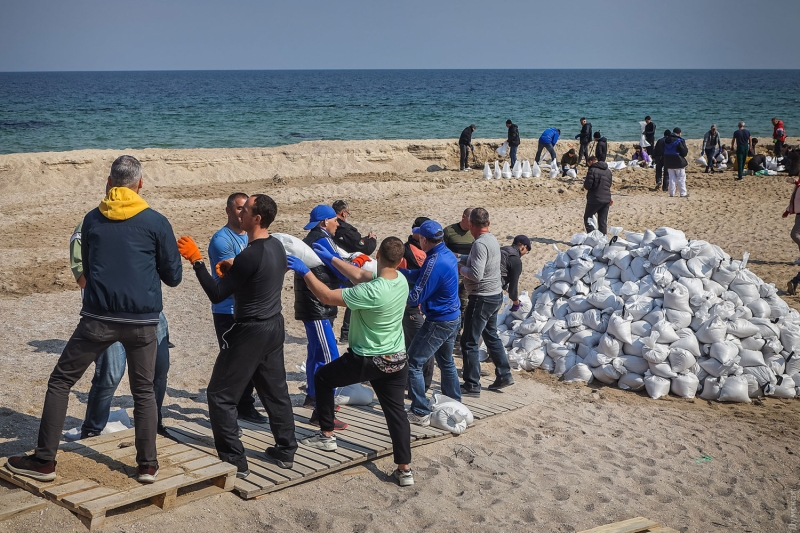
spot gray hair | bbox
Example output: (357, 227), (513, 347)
(109, 155), (142, 188)
(332, 199), (349, 214)
(738, 121), (746, 128)
(469, 207), (490, 228)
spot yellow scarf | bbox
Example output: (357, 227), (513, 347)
(99, 187), (149, 220)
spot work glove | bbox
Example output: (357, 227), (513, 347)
(286, 255), (310, 276)
(216, 259), (234, 277)
(510, 302), (521, 312)
(311, 242), (336, 269)
(177, 236), (202, 263)
(783, 211), (790, 218)
(351, 254), (373, 268)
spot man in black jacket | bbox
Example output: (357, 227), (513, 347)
(663, 127), (689, 197)
(459, 124), (476, 171)
(506, 119), (521, 167)
(332, 200), (377, 342)
(593, 131), (608, 162)
(500, 235), (531, 312)
(583, 156), (613, 235)
(643, 116), (656, 156)
(575, 118), (593, 165)
(7, 155), (182, 484)
(651, 129), (672, 191)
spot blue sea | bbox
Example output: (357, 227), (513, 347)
(1, 70), (798, 155)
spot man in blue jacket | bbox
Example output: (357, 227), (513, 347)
(7, 155), (182, 484)
(536, 127), (561, 165)
(400, 220), (463, 427)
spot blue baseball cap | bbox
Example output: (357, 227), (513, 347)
(412, 220), (444, 239)
(304, 204), (338, 230)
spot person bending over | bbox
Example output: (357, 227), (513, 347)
(583, 156), (613, 235)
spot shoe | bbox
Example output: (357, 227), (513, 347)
(487, 376), (515, 391)
(236, 468), (250, 479)
(670, 194), (676, 197)
(264, 447), (294, 469)
(393, 468), (414, 487)
(301, 431), (337, 451)
(735, 177), (743, 181)
(238, 408), (268, 425)
(309, 410), (348, 431)
(6, 455), (56, 482)
(680, 194), (690, 198)
(137, 465), (159, 484)
(789, 281), (798, 296)
(460, 384), (481, 398)
(157, 424), (171, 438)
(79, 428), (101, 440)
(407, 411), (431, 427)
(302, 395), (315, 408)
(338, 335), (348, 343)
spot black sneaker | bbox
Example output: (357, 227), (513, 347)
(79, 428), (101, 440)
(302, 395), (316, 408)
(238, 408), (268, 425)
(264, 447), (294, 469)
(236, 467), (250, 479)
(460, 384), (481, 398)
(487, 376), (515, 391)
(6, 455), (56, 482)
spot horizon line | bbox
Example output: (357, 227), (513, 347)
(2, 67), (800, 74)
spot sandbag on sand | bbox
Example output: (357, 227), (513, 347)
(718, 375), (751, 403)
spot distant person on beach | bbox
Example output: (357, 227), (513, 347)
(535, 127), (560, 164)
(750, 137), (759, 156)
(500, 235), (531, 312)
(783, 173), (800, 268)
(583, 156), (613, 234)
(715, 144), (729, 170)
(773, 118), (787, 159)
(631, 144), (651, 167)
(652, 129), (671, 191)
(289, 237), (416, 487)
(575, 118), (593, 165)
(6, 155), (182, 484)
(561, 148), (578, 176)
(593, 131), (608, 162)
(732, 121), (752, 181)
(506, 120), (521, 167)
(459, 124), (476, 171)
(748, 153), (767, 174)
(784, 146), (800, 177)
(701, 125), (722, 174)
(643, 116), (656, 156)
(663, 127), (689, 197)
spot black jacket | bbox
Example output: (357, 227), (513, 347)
(595, 137), (608, 162)
(662, 133), (689, 169)
(333, 219), (376, 255)
(576, 122), (593, 144)
(584, 161), (613, 204)
(293, 227), (340, 321)
(500, 245), (523, 301)
(748, 154), (767, 171)
(507, 124), (520, 147)
(652, 136), (667, 162)
(785, 150), (800, 177)
(459, 126), (474, 146)
(644, 121), (656, 144)
(80, 206), (182, 325)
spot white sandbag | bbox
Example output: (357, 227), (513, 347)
(709, 341), (739, 364)
(566, 312), (584, 329)
(668, 348), (697, 373)
(642, 308), (666, 326)
(729, 270), (761, 304)
(502, 161), (512, 179)
(273, 233), (325, 268)
(699, 377), (723, 400)
(531, 160), (542, 177)
(746, 299), (771, 318)
(563, 363), (594, 383)
(429, 393), (474, 426)
(739, 336), (764, 351)
(696, 155), (707, 165)
(648, 361), (678, 379)
(717, 375), (751, 402)
(597, 333), (622, 358)
(784, 352), (800, 375)
(644, 372), (671, 399)
(695, 316), (728, 344)
(668, 259), (694, 279)
(521, 160), (532, 178)
(619, 355), (650, 374)
(550, 281), (571, 295)
(583, 309), (609, 332)
(496, 142), (508, 156)
(711, 261), (739, 288)
(512, 160), (522, 178)
(510, 292), (532, 319)
(569, 329), (602, 347)
(618, 372), (646, 391)
(591, 362), (624, 384)
(764, 375), (797, 399)
(651, 320), (680, 344)
(738, 349), (766, 367)
(335, 383), (375, 406)
(524, 347), (546, 370)
(671, 373), (700, 398)
(630, 320), (652, 337)
(765, 295), (791, 319)
(698, 356), (736, 378)
(587, 287), (619, 310)
(765, 353), (786, 375)
(752, 317), (780, 338)
(665, 308), (692, 330)
(553, 352), (577, 377)
(607, 312), (634, 344)
(702, 278), (726, 297)
(781, 322), (800, 352)
(671, 328), (701, 357)
(540, 355), (555, 372)
(652, 233), (689, 253)
(742, 365), (777, 387)
(726, 318), (760, 338)
(483, 162), (492, 179)
(499, 330), (514, 348)
(568, 295), (594, 313)
(430, 406), (468, 434)
(494, 161), (502, 180)
(566, 168), (577, 179)
(625, 295), (654, 321)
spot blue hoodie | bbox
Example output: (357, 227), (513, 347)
(403, 242), (460, 322)
(539, 127), (560, 145)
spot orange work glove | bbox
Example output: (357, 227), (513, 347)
(216, 259), (234, 277)
(351, 254), (373, 268)
(177, 236), (202, 263)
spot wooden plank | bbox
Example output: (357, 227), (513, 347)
(647, 528), (680, 533)
(578, 517), (661, 533)
(292, 426), (371, 461)
(237, 423), (340, 470)
(59, 428), (137, 451)
(0, 490), (47, 521)
(43, 479), (99, 501)
(61, 487), (118, 511)
(292, 418), (387, 454)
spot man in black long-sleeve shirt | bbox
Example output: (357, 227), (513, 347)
(643, 116), (656, 157)
(500, 235), (530, 311)
(177, 194), (297, 478)
(574, 118), (593, 165)
(459, 124), (476, 171)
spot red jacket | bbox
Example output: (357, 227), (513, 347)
(774, 120), (787, 142)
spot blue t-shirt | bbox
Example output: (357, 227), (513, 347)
(733, 129), (751, 149)
(208, 226), (249, 314)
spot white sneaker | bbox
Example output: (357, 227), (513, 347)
(300, 431), (337, 451)
(393, 468), (414, 487)
(407, 411), (431, 427)
(463, 167), (472, 171)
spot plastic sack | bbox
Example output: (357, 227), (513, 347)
(717, 375), (751, 403)
(591, 361), (625, 384)
(483, 162), (492, 180)
(511, 292), (533, 319)
(502, 161), (512, 179)
(512, 160), (522, 178)
(671, 328), (701, 357)
(695, 155), (707, 166)
(430, 406), (468, 434)
(563, 363), (594, 383)
(429, 393), (474, 426)
(648, 360), (678, 379)
(668, 348), (697, 373)
(521, 160), (532, 178)
(699, 377), (723, 400)
(644, 372), (671, 399)
(764, 375), (797, 399)
(335, 383), (375, 406)
(549, 164), (559, 179)
(496, 142), (508, 157)
(607, 312), (634, 344)
(618, 372), (646, 391)
(695, 316), (728, 344)
(273, 233), (325, 268)
(671, 373), (700, 398)
(566, 168), (577, 179)
(652, 234), (689, 253)
(494, 161), (502, 180)
(708, 341), (738, 364)
(531, 160), (542, 178)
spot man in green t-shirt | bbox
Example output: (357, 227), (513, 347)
(443, 208), (474, 343)
(286, 237), (414, 487)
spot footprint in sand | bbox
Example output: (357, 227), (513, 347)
(553, 486), (571, 501)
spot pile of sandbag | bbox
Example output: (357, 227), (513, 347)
(499, 226), (800, 403)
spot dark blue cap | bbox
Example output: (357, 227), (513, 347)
(304, 204), (337, 230)
(412, 220), (444, 239)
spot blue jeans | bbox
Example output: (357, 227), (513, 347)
(81, 312), (170, 434)
(407, 318), (461, 416)
(509, 145), (518, 167)
(460, 294), (511, 391)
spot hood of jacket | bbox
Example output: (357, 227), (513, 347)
(590, 161), (609, 170)
(99, 187), (149, 221)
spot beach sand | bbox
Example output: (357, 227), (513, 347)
(1, 137), (799, 532)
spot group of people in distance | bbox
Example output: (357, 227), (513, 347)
(6, 155), (531, 489)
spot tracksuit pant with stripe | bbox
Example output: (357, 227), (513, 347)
(304, 319), (340, 399)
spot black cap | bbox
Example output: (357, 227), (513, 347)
(673, 127), (682, 134)
(593, 131), (601, 138)
(470, 124), (476, 129)
(513, 235), (532, 251)
(412, 216), (430, 229)
(506, 119), (512, 125)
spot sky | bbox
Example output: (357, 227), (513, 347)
(2, 0), (799, 71)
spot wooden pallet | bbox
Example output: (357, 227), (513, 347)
(0, 429), (236, 530)
(0, 489), (47, 522)
(168, 377), (532, 499)
(578, 516), (680, 533)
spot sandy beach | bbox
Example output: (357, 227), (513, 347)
(1, 137), (799, 533)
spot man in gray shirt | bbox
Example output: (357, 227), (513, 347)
(458, 208), (514, 397)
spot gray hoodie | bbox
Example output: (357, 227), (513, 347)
(461, 232), (502, 296)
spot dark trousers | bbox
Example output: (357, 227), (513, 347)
(207, 315), (297, 471)
(403, 305), (433, 391)
(737, 146), (749, 178)
(644, 142), (654, 157)
(654, 158), (666, 189)
(775, 140), (785, 158)
(460, 293), (512, 391)
(704, 148), (716, 171)
(577, 141), (590, 165)
(584, 200), (610, 235)
(459, 144), (470, 170)
(339, 308), (351, 341)
(213, 313), (258, 414)
(535, 142), (557, 163)
(315, 350), (411, 465)
(36, 317), (159, 467)
(457, 277), (468, 336)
